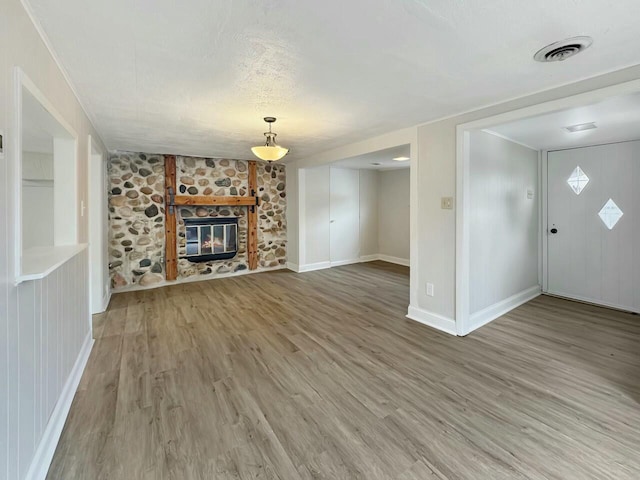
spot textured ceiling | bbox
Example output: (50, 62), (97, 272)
(26, 0), (640, 160)
(488, 92), (640, 150)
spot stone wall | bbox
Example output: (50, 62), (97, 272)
(257, 162), (287, 268)
(108, 152), (286, 290)
(108, 153), (166, 288)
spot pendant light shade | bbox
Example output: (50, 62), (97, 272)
(251, 117), (289, 162)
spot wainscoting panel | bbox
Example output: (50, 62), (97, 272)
(9, 248), (92, 480)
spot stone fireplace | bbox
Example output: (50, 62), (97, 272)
(108, 152), (286, 290)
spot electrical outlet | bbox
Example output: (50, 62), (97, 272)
(527, 188), (534, 200)
(426, 283), (434, 297)
(441, 197), (453, 210)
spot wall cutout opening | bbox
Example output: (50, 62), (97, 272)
(16, 69), (79, 281)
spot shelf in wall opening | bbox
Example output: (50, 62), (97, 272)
(18, 244), (88, 283)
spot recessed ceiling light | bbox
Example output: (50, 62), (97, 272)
(371, 162), (382, 166)
(393, 156), (410, 161)
(564, 122), (597, 133)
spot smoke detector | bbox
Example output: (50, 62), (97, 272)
(534, 36), (593, 62)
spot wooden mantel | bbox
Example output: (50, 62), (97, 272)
(164, 156), (260, 281)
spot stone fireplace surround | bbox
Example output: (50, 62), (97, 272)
(108, 152), (286, 290)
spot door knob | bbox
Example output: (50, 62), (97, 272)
(550, 227), (558, 234)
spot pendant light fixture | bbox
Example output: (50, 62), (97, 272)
(251, 117), (289, 162)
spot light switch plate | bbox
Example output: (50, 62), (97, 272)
(527, 188), (534, 200)
(426, 283), (434, 296)
(441, 197), (454, 209)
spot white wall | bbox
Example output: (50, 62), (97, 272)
(22, 152), (53, 180)
(22, 181), (54, 250)
(0, 0), (108, 478)
(359, 170), (379, 257)
(378, 168), (409, 261)
(302, 165), (330, 266)
(22, 152), (54, 250)
(468, 131), (539, 316)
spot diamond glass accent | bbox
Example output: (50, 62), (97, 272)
(598, 198), (623, 230)
(567, 166), (589, 195)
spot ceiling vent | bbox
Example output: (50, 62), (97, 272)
(534, 36), (593, 62)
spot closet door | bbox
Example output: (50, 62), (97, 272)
(330, 168), (360, 265)
(547, 140), (640, 312)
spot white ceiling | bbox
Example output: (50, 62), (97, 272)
(487, 92), (640, 151)
(332, 145), (410, 171)
(26, 0), (640, 160)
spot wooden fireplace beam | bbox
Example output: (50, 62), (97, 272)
(173, 195), (258, 207)
(164, 155), (178, 281)
(247, 161), (259, 270)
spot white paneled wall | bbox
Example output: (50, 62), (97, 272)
(468, 131), (539, 326)
(12, 249), (92, 479)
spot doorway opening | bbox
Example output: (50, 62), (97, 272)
(457, 80), (640, 334)
(298, 144), (411, 270)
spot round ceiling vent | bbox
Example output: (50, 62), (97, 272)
(534, 36), (593, 62)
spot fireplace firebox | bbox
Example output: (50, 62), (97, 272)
(182, 217), (238, 262)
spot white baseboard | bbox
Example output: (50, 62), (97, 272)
(297, 255), (411, 273)
(359, 254), (410, 267)
(407, 305), (457, 336)
(466, 285), (541, 335)
(101, 290), (111, 312)
(297, 261), (332, 273)
(330, 258), (361, 267)
(25, 333), (94, 480)
(376, 254), (410, 267)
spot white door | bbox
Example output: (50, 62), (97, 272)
(330, 168), (360, 264)
(547, 140), (640, 313)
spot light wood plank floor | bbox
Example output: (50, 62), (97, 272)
(48, 262), (640, 479)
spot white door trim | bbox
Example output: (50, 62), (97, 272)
(455, 78), (640, 335)
(541, 150), (549, 292)
(88, 135), (110, 315)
